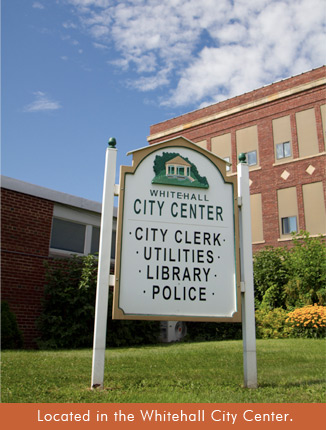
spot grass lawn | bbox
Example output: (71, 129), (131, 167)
(1, 339), (325, 403)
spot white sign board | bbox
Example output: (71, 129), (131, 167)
(113, 137), (241, 321)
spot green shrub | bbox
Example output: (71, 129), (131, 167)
(253, 246), (288, 309)
(284, 232), (326, 308)
(38, 256), (95, 348)
(1, 302), (23, 349)
(38, 254), (160, 349)
(253, 232), (326, 310)
(255, 308), (293, 339)
(185, 321), (242, 342)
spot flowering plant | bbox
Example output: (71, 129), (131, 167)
(286, 305), (326, 338)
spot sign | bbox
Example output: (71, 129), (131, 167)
(112, 137), (241, 322)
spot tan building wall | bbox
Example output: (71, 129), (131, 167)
(236, 126), (260, 169)
(302, 182), (326, 235)
(250, 194), (264, 244)
(320, 104), (326, 147)
(296, 108), (319, 158)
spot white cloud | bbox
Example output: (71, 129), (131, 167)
(130, 68), (171, 91)
(32, 2), (44, 9)
(62, 21), (77, 29)
(66, 0), (326, 108)
(23, 92), (62, 112)
(68, 0), (111, 6)
(93, 42), (109, 50)
(89, 24), (110, 38)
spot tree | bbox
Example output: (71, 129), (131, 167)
(253, 232), (326, 310)
(285, 231), (326, 308)
(253, 246), (289, 309)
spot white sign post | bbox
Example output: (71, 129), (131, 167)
(237, 154), (258, 389)
(91, 138), (117, 389)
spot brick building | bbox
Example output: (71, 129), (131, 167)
(148, 66), (326, 251)
(1, 176), (116, 348)
(2, 67), (325, 347)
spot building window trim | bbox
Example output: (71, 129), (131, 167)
(252, 240), (266, 245)
(272, 151), (326, 167)
(276, 141), (292, 160)
(246, 150), (257, 166)
(50, 204), (101, 257)
(50, 218), (101, 256)
(281, 216), (298, 235)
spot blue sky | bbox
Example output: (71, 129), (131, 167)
(2, 0), (325, 202)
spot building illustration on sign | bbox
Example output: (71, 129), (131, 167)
(166, 156), (192, 180)
(152, 152), (209, 188)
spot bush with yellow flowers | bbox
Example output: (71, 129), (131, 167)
(286, 304), (326, 338)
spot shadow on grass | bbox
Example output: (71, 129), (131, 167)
(259, 378), (325, 388)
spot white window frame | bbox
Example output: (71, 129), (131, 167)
(50, 204), (101, 257)
(168, 165), (175, 175)
(276, 141), (291, 160)
(246, 150), (257, 166)
(281, 216), (298, 235)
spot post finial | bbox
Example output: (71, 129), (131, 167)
(108, 137), (116, 148)
(239, 153), (246, 163)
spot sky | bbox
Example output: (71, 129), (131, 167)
(2, 0), (326, 203)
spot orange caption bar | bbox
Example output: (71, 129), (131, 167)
(0, 403), (324, 430)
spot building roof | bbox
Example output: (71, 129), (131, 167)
(166, 156), (191, 166)
(0, 175), (109, 215)
(148, 66), (326, 142)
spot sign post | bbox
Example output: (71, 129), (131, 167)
(92, 137), (257, 390)
(237, 153), (258, 389)
(91, 138), (117, 389)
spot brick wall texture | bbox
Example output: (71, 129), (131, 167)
(1, 188), (54, 347)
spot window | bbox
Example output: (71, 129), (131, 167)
(276, 142), (291, 159)
(272, 116), (292, 163)
(91, 226), (100, 254)
(50, 204), (102, 256)
(51, 218), (86, 253)
(281, 216), (297, 235)
(168, 166), (175, 175)
(177, 167), (185, 175)
(89, 226), (116, 257)
(277, 187), (299, 239)
(247, 150), (257, 166)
